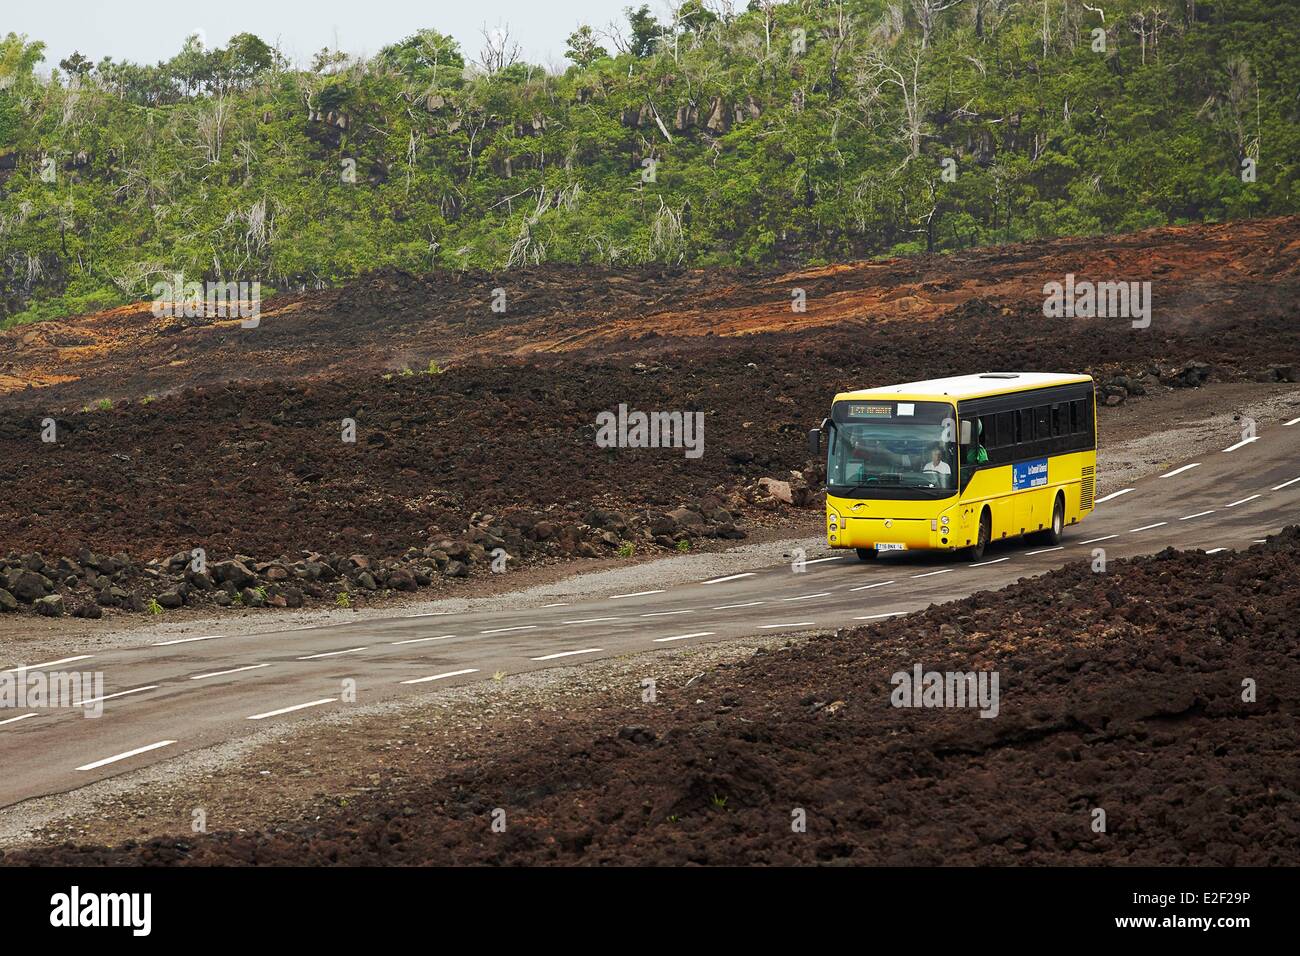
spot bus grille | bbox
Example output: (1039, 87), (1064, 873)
(1080, 466), (1095, 509)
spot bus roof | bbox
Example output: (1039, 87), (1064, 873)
(834, 372), (1092, 404)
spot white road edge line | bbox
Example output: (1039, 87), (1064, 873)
(1205, 548), (1228, 554)
(653, 632), (715, 643)
(297, 646), (368, 660)
(152, 634), (224, 647)
(1094, 488), (1133, 504)
(531, 648), (603, 661)
(1160, 463), (1201, 478)
(1221, 437), (1258, 452)
(802, 556), (844, 565)
(1271, 476), (1300, 491)
(0, 713), (39, 726)
(1129, 522), (1168, 533)
(77, 740), (177, 771)
(1226, 495), (1261, 508)
(849, 580), (896, 591)
(3, 655), (93, 674)
(700, 573), (756, 585)
(609, 590), (664, 599)
(389, 635), (455, 646)
(401, 668), (479, 685)
(757, 622), (815, 629)
(190, 663), (271, 681)
(1180, 510), (1215, 520)
(247, 698), (337, 721)
(541, 602), (569, 608)
(855, 611), (908, 620)
(481, 625), (537, 634)
(1284, 417), (1300, 427)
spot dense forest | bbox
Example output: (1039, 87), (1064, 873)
(0, 0), (1295, 326)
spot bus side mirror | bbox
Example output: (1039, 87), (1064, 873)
(807, 428), (821, 455)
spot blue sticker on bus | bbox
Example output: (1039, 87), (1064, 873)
(1012, 457), (1048, 489)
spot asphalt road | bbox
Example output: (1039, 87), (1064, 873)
(2, 420), (1298, 807)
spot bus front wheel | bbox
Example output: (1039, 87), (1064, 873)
(963, 510), (990, 562)
(855, 547), (877, 561)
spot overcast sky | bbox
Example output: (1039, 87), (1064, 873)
(7, 0), (655, 74)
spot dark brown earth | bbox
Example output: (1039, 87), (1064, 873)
(7, 527), (1297, 866)
(0, 216), (1297, 620)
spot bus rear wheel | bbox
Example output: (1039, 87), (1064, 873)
(1039, 494), (1065, 545)
(855, 547), (877, 561)
(963, 510), (990, 562)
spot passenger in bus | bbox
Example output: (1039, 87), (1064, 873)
(922, 443), (951, 486)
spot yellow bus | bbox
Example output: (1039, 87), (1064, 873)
(807, 372), (1097, 561)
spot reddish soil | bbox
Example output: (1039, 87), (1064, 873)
(8, 527), (1297, 866)
(0, 217), (1297, 619)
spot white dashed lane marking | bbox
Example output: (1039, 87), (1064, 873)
(531, 648), (603, 661)
(1226, 495), (1261, 508)
(297, 646), (368, 660)
(855, 612), (907, 620)
(0, 713), (39, 726)
(1160, 463), (1201, 478)
(247, 698), (337, 721)
(1180, 510), (1215, 520)
(849, 580), (895, 591)
(912, 569), (953, 578)
(1026, 546), (1064, 556)
(1080, 534), (1118, 545)
(640, 610), (694, 618)
(190, 663), (271, 681)
(1271, 477), (1300, 491)
(389, 635), (455, 646)
(562, 617), (622, 625)
(782, 592), (830, 601)
(1284, 417), (1300, 426)
(1222, 437), (1258, 452)
(757, 622), (815, 630)
(541, 603), (568, 608)
(969, 558), (1010, 567)
(712, 601), (765, 610)
(1205, 548), (1229, 554)
(401, 668), (479, 685)
(80, 685), (158, 707)
(801, 556), (844, 565)
(76, 741), (177, 771)
(609, 590), (664, 599)
(653, 632), (715, 644)
(480, 625), (537, 635)
(1094, 488), (1133, 504)
(1129, 522), (1168, 533)
(700, 573), (756, 585)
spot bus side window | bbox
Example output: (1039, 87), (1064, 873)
(1035, 406), (1051, 447)
(1019, 408), (1033, 444)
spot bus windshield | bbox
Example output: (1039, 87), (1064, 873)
(827, 399), (957, 498)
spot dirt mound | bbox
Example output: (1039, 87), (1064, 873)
(9, 528), (1297, 866)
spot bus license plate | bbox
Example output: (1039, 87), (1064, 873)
(875, 543), (906, 551)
